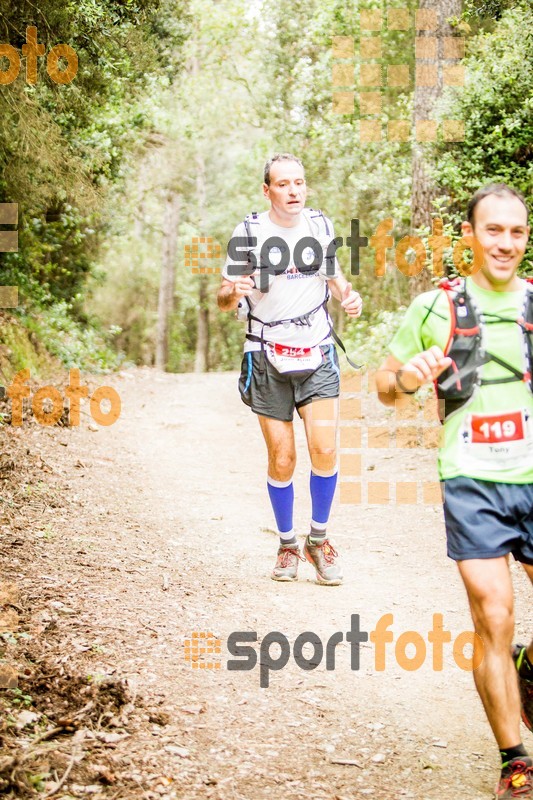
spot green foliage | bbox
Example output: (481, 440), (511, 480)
(23, 301), (124, 372)
(7, 687), (33, 707)
(0, 313), (53, 380)
(462, 0), (529, 25)
(432, 5), (532, 271)
(1, 0), (530, 373)
(341, 308), (406, 369)
(1, 206), (96, 310)
(0, 303), (122, 379)
(0, 0), (191, 365)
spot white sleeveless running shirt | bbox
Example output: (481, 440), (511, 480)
(222, 211), (340, 352)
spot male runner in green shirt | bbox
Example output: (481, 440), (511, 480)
(376, 184), (533, 799)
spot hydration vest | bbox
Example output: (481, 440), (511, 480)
(239, 207), (335, 292)
(433, 277), (533, 421)
(238, 209), (360, 369)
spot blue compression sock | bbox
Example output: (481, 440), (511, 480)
(267, 477), (295, 543)
(310, 471), (338, 529)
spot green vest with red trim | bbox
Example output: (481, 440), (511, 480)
(435, 277), (533, 421)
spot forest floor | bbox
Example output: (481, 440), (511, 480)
(1, 367), (532, 800)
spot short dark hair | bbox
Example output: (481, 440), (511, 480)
(467, 183), (529, 226)
(264, 153), (304, 186)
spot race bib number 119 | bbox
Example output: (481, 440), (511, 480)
(470, 411), (524, 444)
(460, 409), (532, 471)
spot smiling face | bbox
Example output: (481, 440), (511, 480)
(263, 160), (307, 227)
(463, 193), (530, 291)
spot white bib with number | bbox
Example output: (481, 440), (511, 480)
(458, 409), (533, 472)
(266, 343), (323, 374)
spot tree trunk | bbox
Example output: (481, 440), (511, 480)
(194, 147), (210, 373)
(410, 0), (462, 296)
(156, 193), (180, 370)
(134, 159), (148, 241)
(195, 276), (209, 373)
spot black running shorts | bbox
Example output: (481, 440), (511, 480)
(442, 477), (533, 564)
(238, 344), (340, 422)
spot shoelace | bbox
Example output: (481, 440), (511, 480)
(278, 548), (304, 568)
(500, 761), (533, 795)
(321, 540), (338, 564)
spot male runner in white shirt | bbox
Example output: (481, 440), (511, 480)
(217, 153), (362, 585)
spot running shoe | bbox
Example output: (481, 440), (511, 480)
(513, 644), (533, 732)
(271, 543), (304, 582)
(494, 757), (533, 798)
(303, 537), (343, 586)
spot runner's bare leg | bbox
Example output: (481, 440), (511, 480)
(299, 397), (338, 476)
(520, 562), (533, 661)
(458, 557), (522, 748)
(258, 416), (296, 482)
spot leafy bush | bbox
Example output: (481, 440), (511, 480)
(432, 4), (533, 273)
(23, 302), (124, 373)
(341, 308), (406, 371)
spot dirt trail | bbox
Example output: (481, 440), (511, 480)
(2, 367), (532, 800)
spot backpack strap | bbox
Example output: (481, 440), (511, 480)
(437, 279), (483, 395)
(304, 208), (331, 237)
(477, 280), (533, 385)
(243, 211), (259, 261)
(241, 209), (361, 371)
(328, 327), (362, 370)
(519, 280), (533, 389)
(241, 213), (261, 330)
(246, 295), (332, 372)
(437, 278), (533, 401)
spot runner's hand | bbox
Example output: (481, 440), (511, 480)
(341, 284), (363, 318)
(398, 346), (452, 392)
(232, 276), (255, 300)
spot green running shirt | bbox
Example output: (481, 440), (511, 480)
(389, 277), (533, 483)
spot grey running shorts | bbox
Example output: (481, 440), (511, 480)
(238, 343), (340, 422)
(442, 476), (533, 563)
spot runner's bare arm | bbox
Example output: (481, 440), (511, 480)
(328, 276), (363, 318)
(217, 276), (255, 312)
(376, 348), (452, 406)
